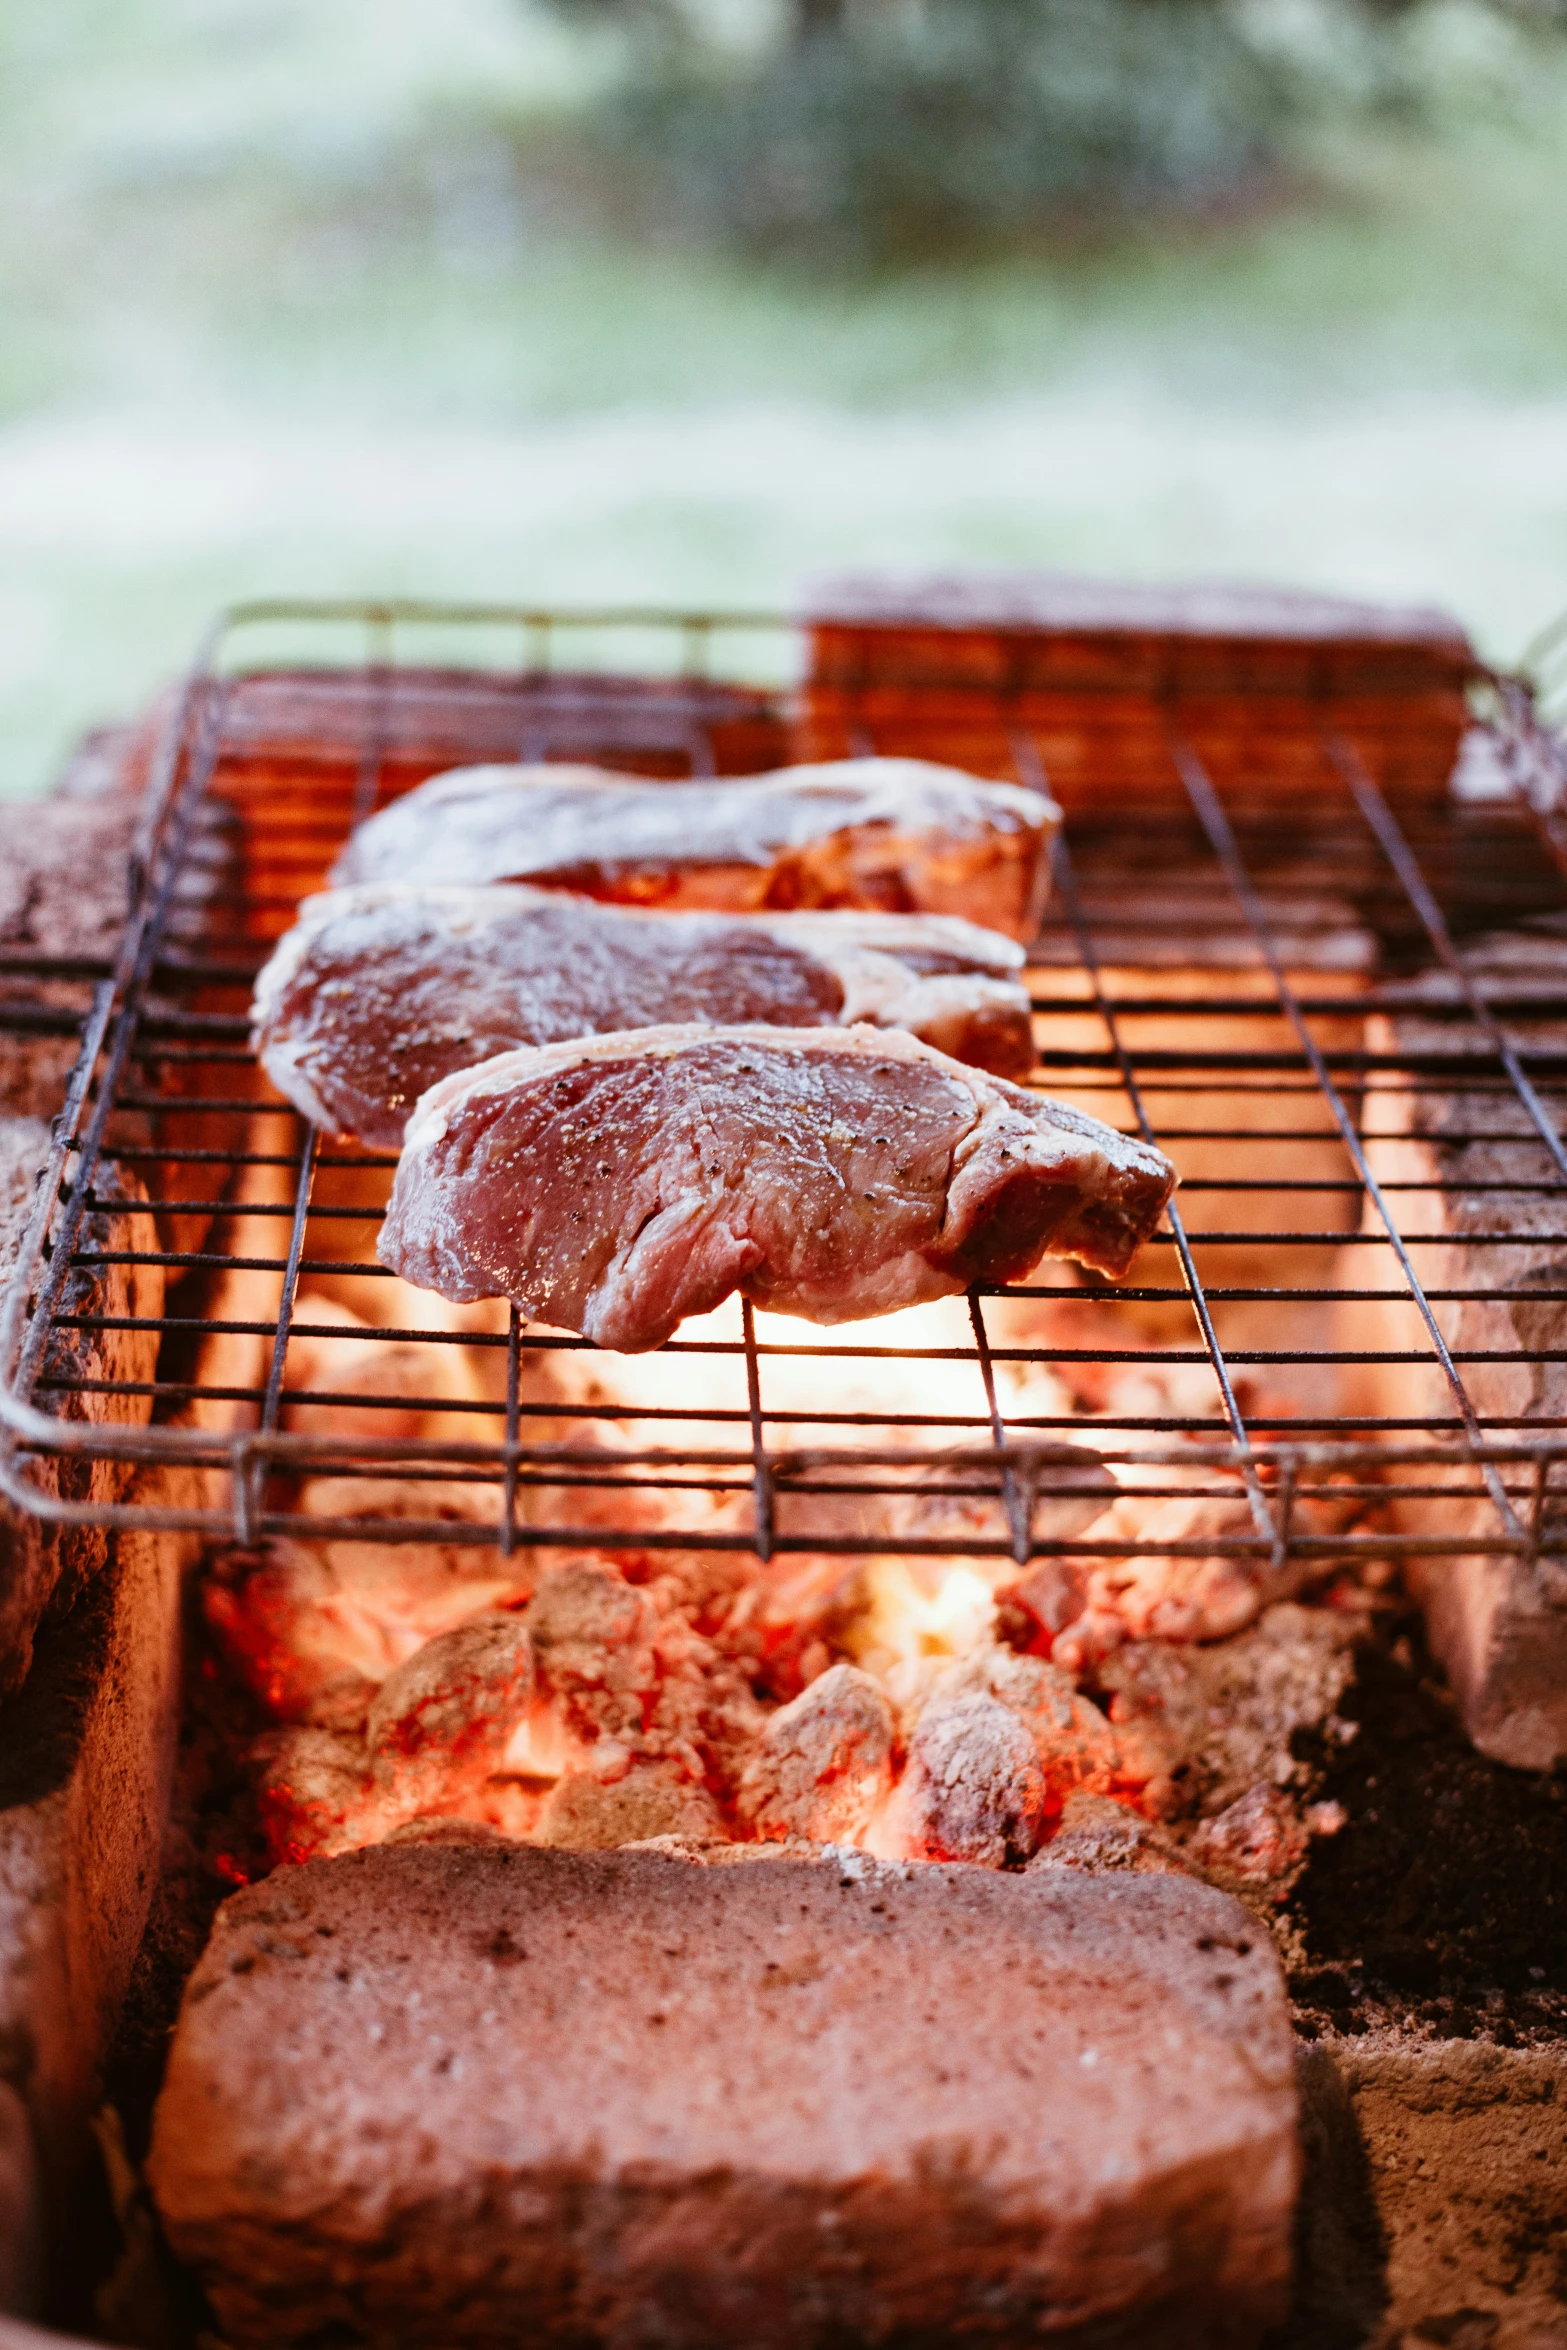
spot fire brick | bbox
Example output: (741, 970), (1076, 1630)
(148, 1841), (1298, 2349)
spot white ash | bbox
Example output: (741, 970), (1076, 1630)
(1030, 1790), (1194, 1878)
(537, 1769), (725, 1850)
(280, 1293), (486, 1444)
(365, 1612), (535, 1814)
(1188, 1784), (1313, 1903)
(210, 1475), (1370, 1904)
(736, 1664), (895, 1844)
(892, 1693), (1050, 1867)
(1096, 1601), (1362, 1828)
(203, 1476), (521, 1734)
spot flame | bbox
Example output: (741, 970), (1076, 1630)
(499, 1699), (571, 1781)
(838, 1559), (997, 1692)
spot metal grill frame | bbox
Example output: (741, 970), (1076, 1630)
(4, 593), (1567, 1596)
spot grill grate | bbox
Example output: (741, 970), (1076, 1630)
(5, 595), (1567, 1592)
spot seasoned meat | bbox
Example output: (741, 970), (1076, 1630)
(251, 884), (1036, 1144)
(329, 757), (1058, 941)
(378, 1024), (1176, 1349)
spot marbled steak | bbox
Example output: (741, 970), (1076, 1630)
(252, 883), (1036, 1145)
(378, 1024), (1176, 1349)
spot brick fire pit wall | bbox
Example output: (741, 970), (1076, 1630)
(148, 1842), (1299, 2350)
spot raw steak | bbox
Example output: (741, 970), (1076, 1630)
(329, 756), (1058, 941)
(252, 883), (1036, 1144)
(378, 1025), (1176, 1348)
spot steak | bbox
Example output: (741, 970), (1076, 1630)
(377, 1025), (1176, 1348)
(252, 883), (1036, 1144)
(329, 756), (1058, 941)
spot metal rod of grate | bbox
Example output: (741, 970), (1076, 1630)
(4, 596), (1567, 1575)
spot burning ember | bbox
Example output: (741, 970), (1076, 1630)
(199, 1265), (1371, 1904)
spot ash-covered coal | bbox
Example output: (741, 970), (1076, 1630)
(191, 1295), (1378, 1903)
(204, 1487), (1366, 1934)
(737, 1663), (895, 1844)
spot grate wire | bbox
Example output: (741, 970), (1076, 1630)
(3, 597), (1567, 1575)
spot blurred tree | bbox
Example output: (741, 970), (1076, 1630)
(533, 0), (1566, 258)
(532, 0), (1291, 256)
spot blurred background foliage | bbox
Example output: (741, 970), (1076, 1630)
(536, 0), (1298, 258)
(0, 0), (1565, 793)
(532, 0), (1567, 259)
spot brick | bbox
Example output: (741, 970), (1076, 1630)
(0, 2083), (41, 2319)
(0, 770), (244, 1260)
(0, 1117), (163, 1697)
(148, 1842), (1298, 2349)
(0, 1511), (188, 2312)
(1345, 953), (1567, 1767)
(0, 798), (142, 1125)
(799, 574), (1473, 815)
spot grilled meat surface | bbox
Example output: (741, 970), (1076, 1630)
(330, 757), (1059, 941)
(378, 1024), (1176, 1349)
(252, 884), (1037, 1145)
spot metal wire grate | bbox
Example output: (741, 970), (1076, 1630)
(5, 595), (1567, 1595)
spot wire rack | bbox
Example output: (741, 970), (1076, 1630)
(5, 595), (1567, 1596)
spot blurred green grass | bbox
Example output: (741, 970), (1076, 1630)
(1, 0), (1565, 795)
